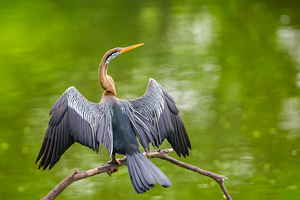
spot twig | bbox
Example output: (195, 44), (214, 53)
(41, 148), (232, 200)
(151, 149), (232, 200)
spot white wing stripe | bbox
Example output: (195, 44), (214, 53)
(66, 86), (113, 156)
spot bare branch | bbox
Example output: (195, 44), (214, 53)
(41, 149), (232, 200)
(151, 149), (232, 200)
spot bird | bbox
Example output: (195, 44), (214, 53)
(35, 43), (191, 193)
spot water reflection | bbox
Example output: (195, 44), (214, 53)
(276, 24), (300, 88)
(279, 97), (300, 139)
(276, 25), (300, 67)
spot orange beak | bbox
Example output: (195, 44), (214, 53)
(120, 43), (144, 53)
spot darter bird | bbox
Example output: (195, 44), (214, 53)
(35, 43), (191, 193)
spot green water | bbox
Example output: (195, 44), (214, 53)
(1, 0), (300, 199)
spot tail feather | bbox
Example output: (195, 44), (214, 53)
(135, 153), (171, 188)
(131, 155), (155, 187)
(127, 158), (148, 193)
(127, 152), (172, 193)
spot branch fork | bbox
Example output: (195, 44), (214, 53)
(41, 148), (232, 200)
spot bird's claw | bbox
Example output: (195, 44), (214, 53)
(107, 157), (121, 165)
(107, 168), (119, 176)
(115, 158), (121, 165)
(145, 151), (149, 157)
(106, 158), (121, 176)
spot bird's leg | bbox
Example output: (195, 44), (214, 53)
(107, 152), (120, 176)
(145, 150), (149, 157)
(107, 152), (121, 165)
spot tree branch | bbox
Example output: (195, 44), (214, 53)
(151, 149), (232, 200)
(41, 149), (232, 200)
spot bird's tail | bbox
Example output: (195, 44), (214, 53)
(126, 152), (172, 193)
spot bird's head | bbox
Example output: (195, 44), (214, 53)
(99, 43), (144, 97)
(103, 43), (144, 68)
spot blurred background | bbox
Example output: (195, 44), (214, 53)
(1, 0), (300, 199)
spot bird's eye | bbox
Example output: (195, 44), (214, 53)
(105, 51), (121, 67)
(107, 51), (118, 59)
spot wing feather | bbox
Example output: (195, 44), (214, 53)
(36, 86), (113, 170)
(119, 101), (159, 152)
(129, 78), (191, 157)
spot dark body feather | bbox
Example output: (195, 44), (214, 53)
(111, 98), (139, 155)
(109, 97), (171, 192)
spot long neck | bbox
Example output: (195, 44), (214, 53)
(98, 59), (116, 96)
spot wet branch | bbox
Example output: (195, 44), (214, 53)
(41, 148), (232, 200)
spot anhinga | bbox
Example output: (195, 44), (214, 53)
(35, 43), (191, 193)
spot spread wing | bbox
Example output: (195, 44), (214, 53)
(36, 86), (113, 170)
(129, 78), (191, 157)
(119, 100), (159, 152)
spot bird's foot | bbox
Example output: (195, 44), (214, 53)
(106, 158), (121, 176)
(145, 151), (149, 157)
(107, 158), (121, 165)
(107, 168), (118, 176)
